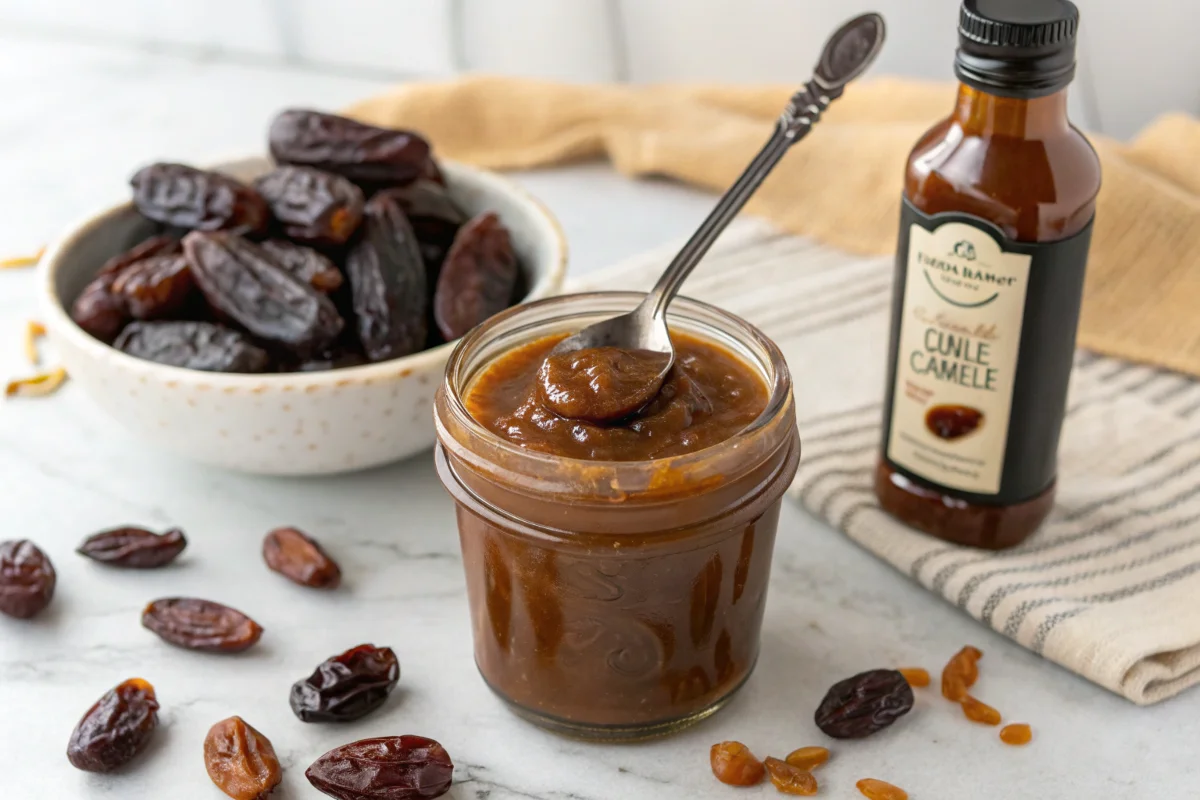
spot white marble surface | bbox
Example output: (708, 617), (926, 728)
(1, 33), (1196, 800)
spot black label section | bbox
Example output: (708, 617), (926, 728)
(881, 198), (1093, 505)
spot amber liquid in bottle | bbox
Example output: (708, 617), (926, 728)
(876, 82), (1101, 549)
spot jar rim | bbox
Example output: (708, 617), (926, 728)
(436, 291), (794, 481)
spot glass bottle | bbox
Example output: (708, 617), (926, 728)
(875, 0), (1101, 549)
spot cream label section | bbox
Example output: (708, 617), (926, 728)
(887, 221), (1032, 494)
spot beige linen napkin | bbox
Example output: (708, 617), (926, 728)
(570, 221), (1200, 706)
(345, 76), (1200, 379)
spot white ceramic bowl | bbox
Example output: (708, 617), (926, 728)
(39, 157), (567, 475)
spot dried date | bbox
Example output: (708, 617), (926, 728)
(306, 735), (454, 800)
(71, 272), (131, 343)
(290, 644), (400, 722)
(204, 716), (282, 800)
(131, 163), (268, 235)
(269, 109), (433, 186)
(255, 165), (364, 246)
(375, 181), (465, 274)
(77, 526), (187, 568)
(710, 741), (765, 786)
(67, 678), (159, 772)
(112, 254), (194, 319)
(98, 234), (183, 275)
(260, 239), (344, 293)
(814, 669), (913, 739)
(184, 231), (344, 357)
(116, 321), (271, 373)
(263, 527), (341, 589)
(0, 539), (56, 619)
(142, 597), (263, 653)
(433, 212), (518, 341)
(345, 192), (427, 361)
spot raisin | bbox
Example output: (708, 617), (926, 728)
(67, 678), (159, 772)
(260, 240), (344, 293)
(204, 716), (282, 800)
(71, 272), (131, 343)
(763, 757), (818, 796)
(290, 643), (400, 722)
(345, 192), (427, 361)
(433, 212), (519, 341)
(709, 741), (765, 786)
(897, 667), (930, 688)
(77, 526), (187, 568)
(131, 163), (268, 235)
(306, 735), (453, 800)
(0, 539), (56, 619)
(112, 255), (194, 319)
(925, 404), (984, 440)
(961, 694), (1002, 725)
(856, 778), (908, 800)
(941, 646), (982, 702)
(814, 669), (914, 739)
(142, 597), (263, 653)
(255, 166), (364, 246)
(269, 109), (433, 186)
(784, 746), (829, 771)
(263, 527), (341, 589)
(184, 231), (344, 358)
(375, 182), (465, 275)
(1000, 723), (1032, 746)
(116, 321), (271, 373)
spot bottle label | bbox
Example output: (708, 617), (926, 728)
(881, 198), (1092, 502)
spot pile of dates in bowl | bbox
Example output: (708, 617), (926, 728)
(38, 109), (567, 475)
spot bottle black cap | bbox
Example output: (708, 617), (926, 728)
(954, 0), (1079, 98)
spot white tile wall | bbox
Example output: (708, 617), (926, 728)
(0, 0), (1193, 138)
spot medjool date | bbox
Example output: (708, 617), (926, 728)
(345, 192), (427, 361)
(112, 254), (194, 319)
(142, 597), (263, 653)
(375, 181), (465, 274)
(263, 527), (341, 588)
(269, 109), (433, 186)
(0, 539), (55, 619)
(290, 644), (400, 722)
(184, 231), (343, 357)
(306, 736), (453, 800)
(76, 526), (187, 568)
(204, 716), (282, 800)
(71, 272), (130, 343)
(433, 212), (518, 341)
(260, 239), (344, 293)
(115, 321), (270, 373)
(131, 163), (268, 235)
(255, 165), (364, 246)
(67, 678), (159, 772)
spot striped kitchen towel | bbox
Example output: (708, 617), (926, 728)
(570, 218), (1200, 705)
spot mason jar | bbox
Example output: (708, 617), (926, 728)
(434, 291), (799, 740)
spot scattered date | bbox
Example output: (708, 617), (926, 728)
(814, 669), (914, 740)
(67, 678), (159, 772)
(306, 735), (454, 800)
(115, 321), (271, 373)
(0, 539), (56, 619)
(290, 644), (400, 723)
(141, 597), (263, 653)
(263, 527), (342, 589)
(204, 716), (283, 800)
(77, 526), (187, 568)
(131, 163), (268, 236)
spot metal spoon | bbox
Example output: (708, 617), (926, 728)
(546, 12), (886, 421)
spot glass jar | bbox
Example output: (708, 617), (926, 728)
(434, 292), (799, 740)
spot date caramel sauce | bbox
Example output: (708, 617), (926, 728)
(876, 0), (1100, 549)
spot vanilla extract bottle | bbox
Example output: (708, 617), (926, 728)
(875, 0), (1101, 549)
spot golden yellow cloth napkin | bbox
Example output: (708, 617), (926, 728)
(345, 76), (1200, 378)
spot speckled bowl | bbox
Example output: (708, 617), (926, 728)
(38, 157), (567, 475)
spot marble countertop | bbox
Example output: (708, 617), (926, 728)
(1, 32), (1195, 800)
